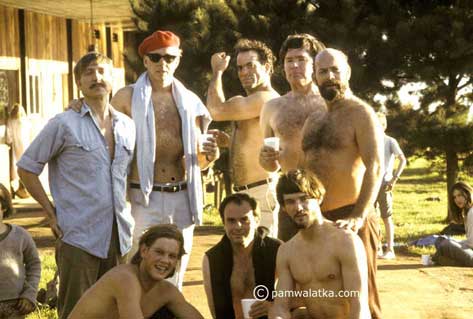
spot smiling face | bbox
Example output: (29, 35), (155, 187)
(314, 49), (351, 102)
(140, 237), (180, 281)
(143, 46), (181, 86)
(282, 192), (321, 229)
(223, 201), (259, 247)
(76, 60), (113, 99)
(283, 48), (314, 87)
(236, 50), (269, 93)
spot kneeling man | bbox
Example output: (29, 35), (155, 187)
(270, 170), (369, 319)
(203, 193), (282, 319)
(69, 224), (203, 319)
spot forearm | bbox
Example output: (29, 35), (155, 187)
(18, 168), (55, 217)
(393, 156), (407, 179)
(207, 72), (226, 116)
(352, 164), (382, 219)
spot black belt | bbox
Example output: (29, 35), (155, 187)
(129, 182), (187, 193)
(233, 179), (272, 192)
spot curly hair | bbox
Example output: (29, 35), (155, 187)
(450, 181), (473, 223)
(234, 38), (276, 74)
(276, 169), (325, 206)
(279, 33), (325, 62)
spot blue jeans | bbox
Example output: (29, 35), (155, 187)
(434, 237), (473, 267)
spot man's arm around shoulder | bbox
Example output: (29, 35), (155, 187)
(111, 86), (133, 117)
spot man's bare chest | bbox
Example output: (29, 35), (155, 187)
(230, 255), (255, 297)
(152, 97), (182, 134)
(303, 112), (353, 152)
(290, 249), (341, 286)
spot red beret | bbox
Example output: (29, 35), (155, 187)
(138, 30), (180, 57)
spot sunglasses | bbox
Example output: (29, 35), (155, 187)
(146, 53), (178, 63)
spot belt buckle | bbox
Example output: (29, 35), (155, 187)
(172, 185), (178, 192)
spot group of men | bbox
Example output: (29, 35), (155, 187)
(14, 27), (407, 319)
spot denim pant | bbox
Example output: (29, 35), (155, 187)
(434, 237), (473, 267)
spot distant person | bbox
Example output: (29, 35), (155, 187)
(69, 224), (204, 319)
(302, 48), (384, 318)
(259, 33), (326, 242)
(0, 183), (41, 319)
(270, 170), (369, 319)
(202, 193), (281, 319)
(17, 52), (135, 319)
(207, 39), (280, 237)
(376, 112), (406, 260)
(432, 182), (473, 267)
(5, 103), (31, 198)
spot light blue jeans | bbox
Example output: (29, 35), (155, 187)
(434, 237), (473, 267)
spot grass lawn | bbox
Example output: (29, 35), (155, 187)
(27, 157), (471, 318)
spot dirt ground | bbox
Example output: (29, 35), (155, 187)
(10, 203), (473, 319)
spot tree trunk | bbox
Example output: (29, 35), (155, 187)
(445, 149), (459, 222)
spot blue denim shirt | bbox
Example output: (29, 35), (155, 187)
(18, 104), (135, 258)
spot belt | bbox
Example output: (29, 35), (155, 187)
(233, 179), (272, 192)
(129, 182), (187, 193)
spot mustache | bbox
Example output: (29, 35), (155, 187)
(321, 80), (342, 88)
(90, 82), (107, 89)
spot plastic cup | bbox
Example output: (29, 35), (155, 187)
(241, 298), (258, 319)
(421, 254), (431, 266)
(199, 133), (213, 152)
(264, 137), (280, 150)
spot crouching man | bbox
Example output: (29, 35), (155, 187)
(69, 224), (203, 319)
(203, 193), (282, 319)
(270, 170), (370, 319)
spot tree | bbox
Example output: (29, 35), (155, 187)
(128, 0), (473, 220)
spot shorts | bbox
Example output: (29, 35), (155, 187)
(375, 183), (393, 218)
(237, 181), (278, 237)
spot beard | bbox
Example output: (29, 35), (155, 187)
(318, 80), (347, 102)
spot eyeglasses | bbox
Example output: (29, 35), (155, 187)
(146, 53), (178, 64)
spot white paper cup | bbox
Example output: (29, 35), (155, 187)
(199, 133), (213, 152)
(264, 137), (280, 150)
(421, 254), (431, 266)
(241, 298), (258, 319)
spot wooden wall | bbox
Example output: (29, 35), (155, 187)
(0, 5), (20, 69)
(25, 11), (67, 62)
(72, 20), (107, 62)
(111, 25), (124, 68)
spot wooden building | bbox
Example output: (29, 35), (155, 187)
(0, 0), (133, 192)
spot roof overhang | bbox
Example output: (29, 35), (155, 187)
(0, 0), (136, 30)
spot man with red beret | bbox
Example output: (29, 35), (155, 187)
(110, 30), (219, 289)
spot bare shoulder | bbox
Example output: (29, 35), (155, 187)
(106, 264), (140, 287)
(345, 95), (375, 116)
(323, 222), (363, 254)
(111, 86), (133, 116)
(261, 92), (291, 117)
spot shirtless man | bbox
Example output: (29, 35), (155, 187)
(70, 30), (219, 289)
(271, 170), (369, 319)
(302, 48), (383, 318)
(207, 39), (280, 236)
(69, 224), (203, 319)
(202, 193), (281, 319)
(259, 34), (326, 241)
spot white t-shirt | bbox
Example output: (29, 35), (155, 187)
(462, 207), (473, 249)
(382, 134), (404, 182)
